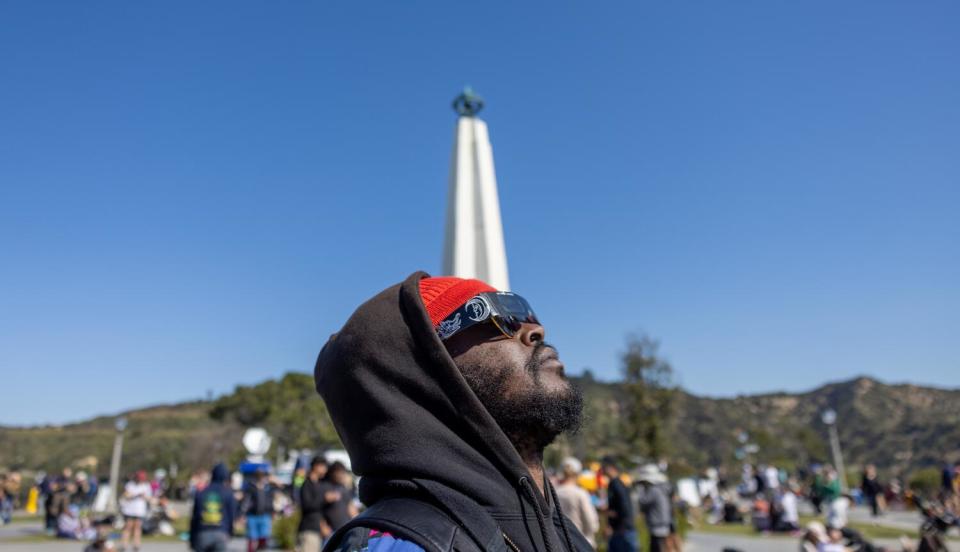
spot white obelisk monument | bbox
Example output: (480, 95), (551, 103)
(442, 87), (511, 291)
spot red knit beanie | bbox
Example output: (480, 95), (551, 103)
(418, 276), (497, 327)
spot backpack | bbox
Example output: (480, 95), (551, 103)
(323, 496), (510, 552)
(324, 478), (592, 552)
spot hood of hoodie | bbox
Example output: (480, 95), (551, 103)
(315, 272), (583, 552)
(211, 463), (229, 484)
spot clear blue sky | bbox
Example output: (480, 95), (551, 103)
(2, 2), (958, 425)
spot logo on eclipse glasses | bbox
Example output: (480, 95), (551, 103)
(465, 297), (491, 322)
(437, 313), (462, 340)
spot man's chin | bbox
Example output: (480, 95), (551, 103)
(537, 370), (576, 396)
(491, 380), (585, 443)
(542, 383), (585, 435)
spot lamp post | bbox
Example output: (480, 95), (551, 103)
(821, 408), (848, 492)
(107, 416), (127, 513)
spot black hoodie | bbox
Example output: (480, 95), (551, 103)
(189, 463), (236, 547)
(315, 272), (592, 552)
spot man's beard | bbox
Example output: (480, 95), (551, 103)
(461, 342), (584, 453)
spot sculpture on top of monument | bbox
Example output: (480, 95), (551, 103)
(452, 86), (484, 117)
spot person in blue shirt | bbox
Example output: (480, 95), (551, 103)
(242, 469), (276, 552)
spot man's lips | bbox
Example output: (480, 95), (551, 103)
(539, 348), (565, 374)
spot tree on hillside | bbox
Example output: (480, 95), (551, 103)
(210, 373), (340, 451)
(621, 334), (676, 462)
(558, 373), (630, 463)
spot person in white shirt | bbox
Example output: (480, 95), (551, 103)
(553, 457), (599, 547)
(826, 494), (850, 531)
(120, 470), (152, 552)
(764, 465), (781, 491)
(775, 483), (800, 532)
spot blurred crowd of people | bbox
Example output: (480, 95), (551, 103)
(38, 468), (104, 538)
(193, 453), (680, 552)
(692, 459), (960, 552)
(1, 466), (178, 550)
(3, 456), (958, 552)
(0, 471), (22, 525)
(186, 456), (357, 552)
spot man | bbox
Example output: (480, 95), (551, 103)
(315, 274), (592, 552)
(861, 464), (882, 517)
(43, 477), (62, 533)
(0, 475), (11, 526)
(826, 492), (850, 533)
(322, 462), (358, 534)
(763, 465), (780, 493)
(634, 464), (670, 552)
(292, 458), (309, 507)
(814, 465), (841, 518)
(75, 472), (93, 508)
(298, 457), (335, 552)
(942, 462), (954, 497)
(189, 463), (236, 552)
(942, 461), (960, 511)
(601, 458), (636, 552)
(773, 482), (800, 532)
(554, 457), (599, 547)
(242, 469), (275, 552)
(807, 465), (821, 514)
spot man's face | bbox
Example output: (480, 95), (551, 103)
(333, 469), (350, 486)
(445, 319), (583, 451)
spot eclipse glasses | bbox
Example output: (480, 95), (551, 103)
(436, 292), (539, 341)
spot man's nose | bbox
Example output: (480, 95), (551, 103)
(517, 322), (545, 346)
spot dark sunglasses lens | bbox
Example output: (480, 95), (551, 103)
(487, 293), (539, 337)
(496, 314), (523, 336)
(510, 296), (539, 325)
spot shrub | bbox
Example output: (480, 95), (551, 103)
(908, 467), (942, 497)
(273, 512), (300, 550)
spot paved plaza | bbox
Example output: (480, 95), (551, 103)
(0, 541), (210, 552)
(0, 519), (245, 552)
(6, 533), (956, 552)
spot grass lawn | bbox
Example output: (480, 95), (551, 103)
(2, 533), (52, 544)
(0, 514), (191, 545)
(689, 522), (763, 537)
(9, 513), (43, 524)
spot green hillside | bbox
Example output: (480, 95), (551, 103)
(671, 377), (960, 474)
(0, 401), (244, 477)
(2, 373), (957, 483)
